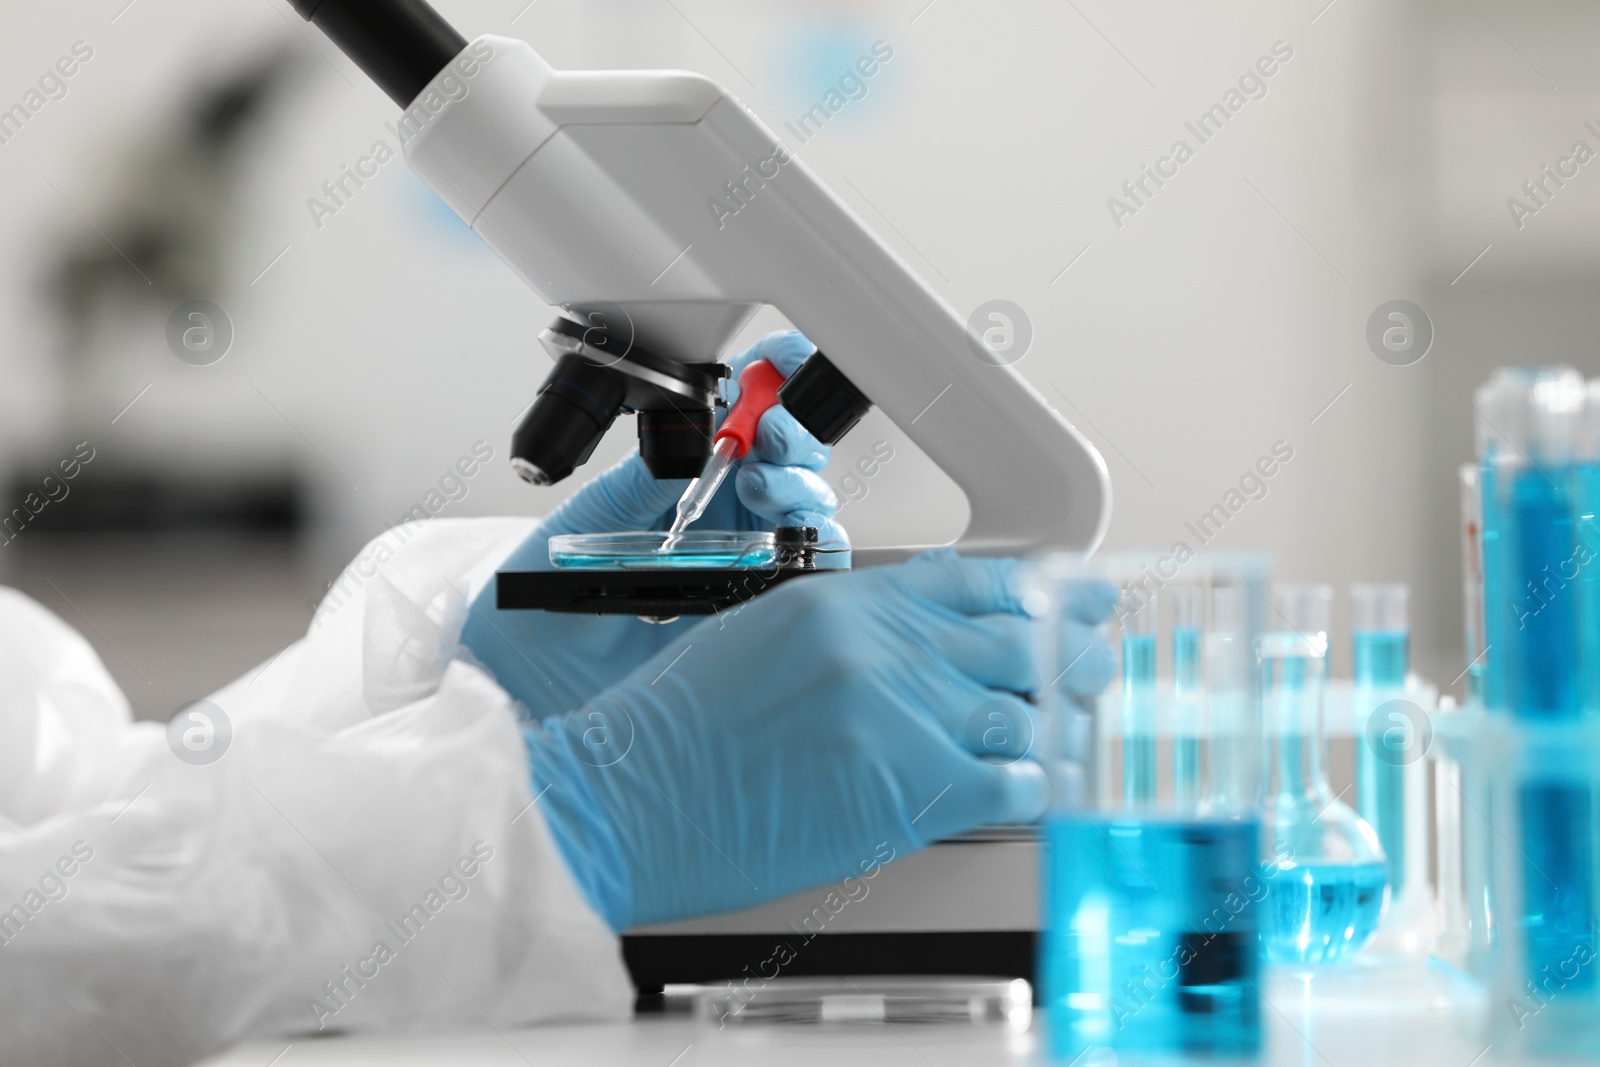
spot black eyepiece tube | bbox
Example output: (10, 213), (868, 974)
(777, 352), (873, 446)
(290, 0), (467, 108)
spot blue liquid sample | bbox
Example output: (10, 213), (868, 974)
(1521, 780), (1597, 993)
(1042, 817), (1261, 1058)
(1172, 626), (1202, 807)
(1578, 462), (1600, 714)
(1122, 633), (1158, 805)
(1353, 631), (1407, 687)
(1498, 464), (1597, 987)
(1354, 630), (1409, 894)
(1261, 862), (1387, 964)
(1479, 455), (1511, 709)
(550, 548), (777, 570)
(1172, 626), (1201, 691)
(1510, 467), (1580, 717)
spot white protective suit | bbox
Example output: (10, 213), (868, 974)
(0, 518), (633, 1067)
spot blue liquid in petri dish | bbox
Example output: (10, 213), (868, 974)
(1042, 816), (1261, 1058)
(549, 548), (778, 570)
(1261, 862), (1387, 964)
(1354, 629), (1409, 893)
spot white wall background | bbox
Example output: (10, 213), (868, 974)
(1, 0), (1596, 692)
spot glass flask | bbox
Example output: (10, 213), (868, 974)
(1260, 584), (1387, 965)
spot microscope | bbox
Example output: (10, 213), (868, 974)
(291, 0), (1110, 991)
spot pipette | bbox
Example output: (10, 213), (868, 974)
(665, 358), (786, 541)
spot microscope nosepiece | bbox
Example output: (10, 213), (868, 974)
(637, 410), (715, 480)
(510, 354), (628, 486)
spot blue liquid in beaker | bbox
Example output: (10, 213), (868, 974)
(1261, 861), (1388, 964)
(1042, 816), (1262, 1058)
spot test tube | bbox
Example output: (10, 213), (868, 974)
(1353, 585), (1410, 896)
(1170, 586), (1204, 807)
(1579, 378), (1600, 713)
(1120, 592), (1158, 806)
(1459, 464), (1488, 703)
(1272, 584), (1332, 691)
(1477, 368), (1584, 716)
(1352, 585), (1408, 686)
(1474, 368), (1597, 1029)
(1433, 696), (1468, 962)
(1205, 584), (1255, 814)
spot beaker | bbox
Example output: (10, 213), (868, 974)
(1029, 554), (1267, 1059)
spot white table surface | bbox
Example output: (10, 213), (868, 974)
(199, 967), (1502, 1067)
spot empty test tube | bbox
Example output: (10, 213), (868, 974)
(1206, 585), (1255, 812)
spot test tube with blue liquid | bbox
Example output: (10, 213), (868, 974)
(1261, 584), (1388, 965)
(1352, 584), (1440, 954)
(1459, 465), (1489, 703)
(1121, 594), (1158, 806)
(1033, 557), (1265, 1059)
(1580, 378), (1600, 715)
(1474, 369), (1598, 1053)
(1172, 586), (1205, 809)
(1352, 585), (1410, 897)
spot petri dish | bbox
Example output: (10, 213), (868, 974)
(700, 976), (1031, 1028)
(549, 530), (778, 571)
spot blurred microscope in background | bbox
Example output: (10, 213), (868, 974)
(4, 40), (319, 721)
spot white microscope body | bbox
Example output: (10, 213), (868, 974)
(294, 1), (1110, 987)
(403, 35), (1108, 558)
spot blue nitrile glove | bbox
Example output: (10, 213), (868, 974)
(459, 331), (848, 721)
(691, 331), (849, 555)
(522, 552), (1117, 931)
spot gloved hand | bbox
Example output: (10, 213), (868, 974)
(459, 331), (847, 719)
(522, 552), (1116, 931)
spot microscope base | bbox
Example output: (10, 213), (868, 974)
(622, 831), (1039, 992)
(496, 566), (816, 616)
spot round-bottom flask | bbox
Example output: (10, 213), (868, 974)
(1261, 585), (1387, 965)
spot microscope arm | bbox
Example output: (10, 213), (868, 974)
(402, 37), (1110, 558)
(289, 0), (1110, 558)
